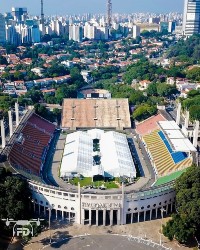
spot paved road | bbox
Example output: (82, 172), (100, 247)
(167, 108), (185, 125)
(45, 235), (166, 250)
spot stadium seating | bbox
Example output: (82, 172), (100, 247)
(143, 130), (192, 176)
(28, 113), (56, 134)
(158, 131), (188, 164)
(8, 113), (56, 177)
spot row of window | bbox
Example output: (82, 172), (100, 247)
(128, 199), (173, 211)
(34, 199), (75, 211)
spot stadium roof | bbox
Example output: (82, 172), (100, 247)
(158, 121), (180, 130)
(60, 129), (136, 178)
(60, 131), (94, 177)
(61, 99), (131, 130)
(158, 121), (197, 152)
(170, 138), (196, 152)
(100, 131), (136, 178)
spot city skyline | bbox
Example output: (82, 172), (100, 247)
(2, 0), (184, 15)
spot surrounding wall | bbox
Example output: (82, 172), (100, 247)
(30, 181), (175, 226)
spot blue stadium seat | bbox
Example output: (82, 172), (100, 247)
(158, 131), (187, 164)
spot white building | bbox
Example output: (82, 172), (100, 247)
(84, 22), (109, 40)
(133, 25), (140, 39)
(30, 180), (176, 226)
(69, 24), (83, 42)
(84, 22), (96, 39)
(50, 20), (62, 36)
(183, 0), (200, 36)
(60, 129), (136, 179)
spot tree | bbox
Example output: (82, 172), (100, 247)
(70, 67), (85, 89)
(14, 71), (24, 80)
(34, 104), (54, 122)
(129, 91), (146, 105)
(189, 105), (200, 121)
(147, 83), (158, 96)
(163, 214), (195, 244)
(55, 85), (77, 104)
(163, 165), (200, 244)
(0, 56), (8, 65)
(53, 108), (61, 125)
(157, 83), (178, 97)
(186, 67), (200, 81)
(122, 59), (166, 84)
(167, 35), (200, 63)
(133, 104), (157, 121)
(187, 89), (200, 98)
(0, 175), (31, 220)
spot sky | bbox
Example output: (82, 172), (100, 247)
(1, 0), (184, 15)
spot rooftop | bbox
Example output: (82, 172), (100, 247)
(61, 99), (131, 130)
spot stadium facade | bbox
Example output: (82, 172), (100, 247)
(2, 99), (198, 226)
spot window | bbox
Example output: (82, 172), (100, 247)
(134, 207), (137, 211)
(128, 208), (131, 212)
(147, 205), (150, 208)
(46, 202), (48, 206)
(153, 204), (156, 207)
(40, 201), (43, 204)
(159, 202), (162, 206)
(71, 207), (74, 211)
(64, 206), (68, 210)
(58, 205), (61, 208)
(141, 206), (144, 210)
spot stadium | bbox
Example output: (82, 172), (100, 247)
(0, 99), (198, 226)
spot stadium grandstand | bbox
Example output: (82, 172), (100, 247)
(136, 115), (196, 177)
(0, 102), (198, 227)
(61, 98), (131, 130)
(8, 112), (56, 177)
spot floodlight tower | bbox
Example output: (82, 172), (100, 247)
(107, 0), (112, 28)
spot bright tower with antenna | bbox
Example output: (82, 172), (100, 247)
(106, 0), (112, 28)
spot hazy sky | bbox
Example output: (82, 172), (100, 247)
(1, 0), (184, 15)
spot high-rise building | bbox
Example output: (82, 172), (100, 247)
(0, 14), (6, 43)
(11, 7), (28, 23)
(69, 24), (83, 42)
(183, 0), (200, 36)
(168, 21), (176, 33)
(106, 0), (112, 27)
(133, 25), (140, 38)
(84, 22), (96, 39)
(51, 20), (62, 36)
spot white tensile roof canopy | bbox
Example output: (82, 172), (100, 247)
(60, 129), (136, 178)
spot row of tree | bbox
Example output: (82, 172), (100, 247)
(163, 165), (200, 245)
(180, 89), (200, 121)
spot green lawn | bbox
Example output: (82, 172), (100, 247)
(154, 169), (188, 186)
(69, 177), (119, 189)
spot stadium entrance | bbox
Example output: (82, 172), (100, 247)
(83, 209), (120, 226)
